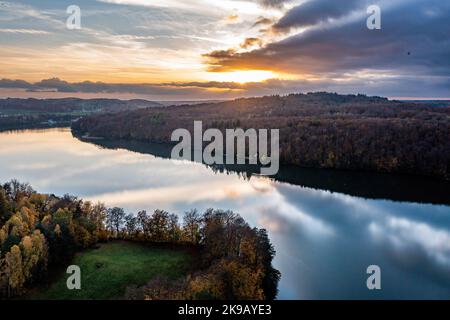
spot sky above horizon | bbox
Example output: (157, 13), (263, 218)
(0, 0), (449, 100)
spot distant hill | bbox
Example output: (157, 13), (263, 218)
(0, 97), (162, 114)
(155, 100), (226, 106)
(0, 98), (163, 131)
(72, 92), (449, 180)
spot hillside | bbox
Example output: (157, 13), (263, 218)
(0, 98), (162, 114)
(0, 98), (162, 131)
(72, 92), (450, 180)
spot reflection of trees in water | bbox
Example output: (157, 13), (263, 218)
(76, 135), (450, 205)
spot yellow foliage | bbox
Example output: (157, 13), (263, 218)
(21, 236), (33, 252)
(20, 206), (38, 230)
(5, 245), (25, 292)
(41, 214), (52, 230)
(7, 214), (28, 238)
(0, 228), (7, 246)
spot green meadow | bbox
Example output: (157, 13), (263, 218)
(33, 241), (192, 300)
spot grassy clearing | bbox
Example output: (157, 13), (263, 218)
(32, 241), (193, 300)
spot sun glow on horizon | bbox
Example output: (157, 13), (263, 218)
(205, 70), (278, 83)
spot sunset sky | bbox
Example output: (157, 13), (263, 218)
(0, 0), (449, 100)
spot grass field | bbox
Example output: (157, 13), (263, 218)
(32, 241), (193, 300)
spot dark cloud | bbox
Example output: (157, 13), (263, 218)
(240, 37), (263, 49)
(0, 79), (33, 89)
(161, 81), (246, 89)
(203, 48), (237, 60)
(203, 0), (450, 99)
(35, 78), (78, 92)
(256, 0), (289, 9)
(273, 0), (363, 32)
(252, 17), (274, 28)
(0, 77), (247, 94)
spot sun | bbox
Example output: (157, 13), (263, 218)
(206, 70), (277, 83)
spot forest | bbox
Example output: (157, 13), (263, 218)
(0, 98), (162, 132)
(0, 98), (162, 114)
(0, 180), (279, 300)
(72, 92), (450, 180)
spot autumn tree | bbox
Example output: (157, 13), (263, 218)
(124, 214), (138, 238)
(6, 179), (34, 204)
(255, 229), (280, 300)
(107, 207), (126, 237)
(0, 181), (110, 298)
(148, 210), (170, 242)
(5, 245), (24, 297)
(2, 213), (27, 254)
(0, 186), (11, 226)
(168, 213), (181, 242)
(137, 210), (149, 240)
(0, 255), (7, 297)
(183, 209), (202, 244)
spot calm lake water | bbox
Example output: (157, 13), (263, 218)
(1, 128), (450, 299)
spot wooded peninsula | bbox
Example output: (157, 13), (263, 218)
(0, 180), (280, 300)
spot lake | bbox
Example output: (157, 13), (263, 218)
(0, 128), (449, 299)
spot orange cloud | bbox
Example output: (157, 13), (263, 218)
(240, 37), (263, 49)
(223, 13), (240, 24)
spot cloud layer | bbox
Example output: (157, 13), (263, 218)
(1, 0), (449, 98)
(203, 0), (450, 97)
(2, 75), (449, 100)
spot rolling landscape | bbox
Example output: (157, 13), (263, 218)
(1, 92), (449, 300)
(0, 98), (162, 131)
(1, 0), (450, 308)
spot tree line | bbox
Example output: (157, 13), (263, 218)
(0, 180), (279, 300)
(73, 92), (450, 180)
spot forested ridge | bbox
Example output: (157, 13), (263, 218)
(0, 98), (162, 114)
(0, 98), (163, 132)
(73, 92), (450, 180)
(0, 180), (279, 300)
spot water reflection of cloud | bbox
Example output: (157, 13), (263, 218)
(249, 176), (274, 193)
(87, 179), (257, 210)
(11, 162), (59, 170)
(369, 217), (450, 284)
(271, 181), (450, 292)
(258, 200), (335, 238)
